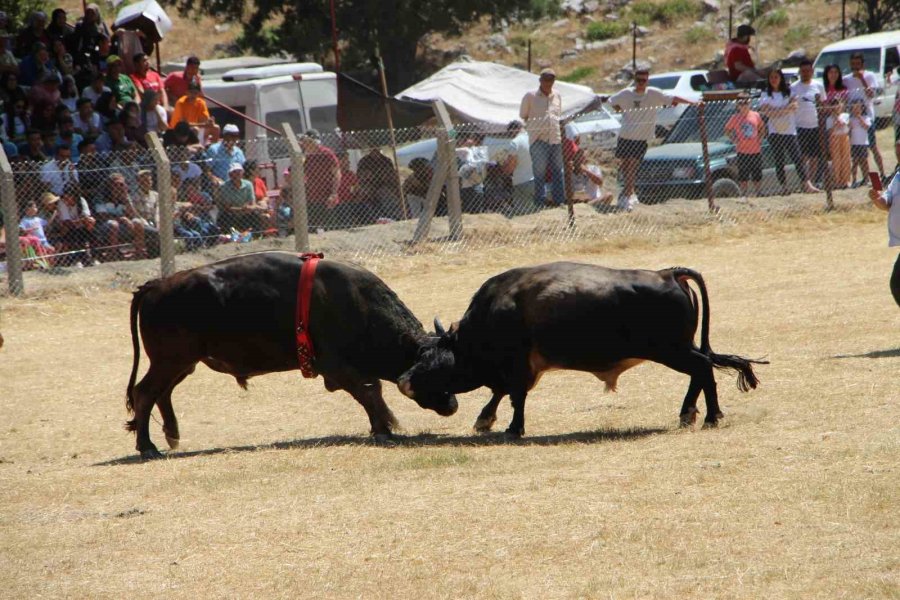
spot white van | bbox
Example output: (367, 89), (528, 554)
(813, 31), (900, 123)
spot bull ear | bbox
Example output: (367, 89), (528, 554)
(433, 317), (446, 336)
(397, 373), (415, 399)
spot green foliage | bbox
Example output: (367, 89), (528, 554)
(509, 33), (529, 49)
(0, 0), (48, 31)
(783, 24), (812, 47)
(522, 0), (562, 19)
(685, 24), (716, 44)
(629, 0), (700, 26)
(585, 20), (629, 41)
(560, 65), (595, 82)
(756, 8), (789, 28)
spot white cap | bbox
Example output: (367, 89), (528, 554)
(222, 123), (240, 135)
(228, 162), (244, 174)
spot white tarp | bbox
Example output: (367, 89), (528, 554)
(113, 0), (172, 42)
(396, 61), (599, 127)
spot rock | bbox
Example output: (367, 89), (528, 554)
(213, 23), (231, 33)
(635, 25), (651, 37)
(607, 11), (619, 20)
(702, 0), (720, 13)
(553, 18), (569, 27)
(674, 57), (685, 65)
(584, 0), (600, 12)
(575, 37), (586, 50)
(561, 51), (579, 62)
(485, 33), (507, 50)
(566, 32), (579, 40)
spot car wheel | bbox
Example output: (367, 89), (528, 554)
(711, 177), (741, 199)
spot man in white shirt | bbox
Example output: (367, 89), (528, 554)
(609, 68), (693, 210)
(790, 59), (826, 187)
(869, 173), (900, 306)
(39, 143), (79, 195)
(520, 68), (565, 207)
(484, 119), (534, 216)
(844, 52), (886, 180)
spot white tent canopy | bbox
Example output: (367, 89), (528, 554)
(396, 61), (599, 127)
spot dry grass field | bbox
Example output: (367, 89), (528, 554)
(1, 210), (899, 599)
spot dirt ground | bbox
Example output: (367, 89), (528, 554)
(0, 208), (898, 599)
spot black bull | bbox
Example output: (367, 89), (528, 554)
(399, 262), (766, 436)
(125, 252), (458, 459)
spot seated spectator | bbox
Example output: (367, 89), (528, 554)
(179, 171), (217, 221)
(56, 118), (83, 161)
(73, 97), (102, 137)
(120, 101), (147, 145)
(133, 169), (158, 226)
(217, 162), (269, 235)
(45, 8), (71, 45)
(726, 24), (770, 83)
(456, 133), (488, 213)
(175, 177), (218, 249)
(356, 146), (398, 219)
(0, 72), (27, 111)
(1, 97), (29, 144)
(571, 149), (613, 207)
(95, 117), (133, 154)
(162, 119), (201, 149)
(75, 138), (106, 205)
(80, 70), (110, 106)
(15, 12), (49, 59)
(69, 4), (110, 78)
(93, 172), (149, 259)
(39, 142), (78, 195)
(28, 71), (62, 115)
(169, 144), (201, 183)
(206, 124), (245, 179)
(299, 130), (340, 228)
(18, 41), (57, 86)
(50, 37), (73, 78)
(94, 90), (119, 126)
(130, 52), (167, 112)
(105, 54), (138, 107)
(402, 157), (436, 218)
(59, 75), (78, 112)
(164, 56), (202, 103)
(484, 120), (532, 216)
(19, 199), (55, 265)
(51, 183), (96, 265)
(18, 129), (49, 161)
(245, 160), (269, 202)
(0, 27), (19, 76)
(141, 90), (168, 135)
(169, 81), (215, 142)
(331, 150), (372, 226)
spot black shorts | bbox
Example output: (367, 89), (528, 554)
(797, 128), (820, 158)
(736, 153), (762, 182)
(851, 144), (869, 161)
(615, 138), (648, 159)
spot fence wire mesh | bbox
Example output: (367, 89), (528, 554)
(1, 97), (888, 293)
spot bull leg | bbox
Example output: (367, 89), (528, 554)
(127, 364), (185, 459)
(155, 366), (195, 450)
(346, 381), (399, 441)
(506, 389), (528, 438)
(473, 391), (504, 432)
(657, 350), (722, 428)
(678, 378), (703, 427)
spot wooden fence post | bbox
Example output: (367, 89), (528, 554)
(145, 132), (175, 277)
(698, 102), (717, 213)
(283, 123), (310, 252)
(0, 142), (24, 295)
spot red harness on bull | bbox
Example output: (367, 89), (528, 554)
(296, 252), (324, 378)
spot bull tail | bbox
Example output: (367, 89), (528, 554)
(126, 282), (154, 414)
(671, 267), (768, 392)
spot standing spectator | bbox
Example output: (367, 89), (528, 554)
(333, 150), (370, 225)
(827, 97), (852, 189)
(848, 99), (872, 187)
(520, 68), (564, 207)
(609, 68), (693, 210)
(893, 83), (900, 169)
(130, 52), (168, 112)
(868, 172), (900, 306)
(73, 97), (102, 136)
(164, 56), (202, 103)
(790, 59), (825, 186)
(40, 142), (78, 195)
(484, 119), (534, 216)
(80, 70), (110, 105)
(758, 69), (819, 195)
(69, 4), (110, 75)
(217, 162), (268, 234)
(299, 130), (340, 228)
(356, 146), (399, 218)
(94, 172), (148, 259)
(725, 24), (766, 83)
(206, 123), (245, 180)
(53, 182), (96, 265)
(725, 95), (766, 200)
(105, 55), (138, 107)
(844, 52), (886, 181)
(45, 9), (71, 43)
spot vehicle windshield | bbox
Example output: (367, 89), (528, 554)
(648, 75), (680, 90)
(814, 48), (882, 76)
(664, 101), (736, 144)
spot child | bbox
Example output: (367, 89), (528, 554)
(571, 148), (614, 207)
(827, 98), (851, 189)
(848, 99), (871, 187)
(19, 200), (55, 268)
(724, 95), (765, 200)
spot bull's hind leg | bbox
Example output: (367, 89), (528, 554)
(657, 350), (722, 428)
(155, 366), (196, 450)
(473, 391), (504, 432)
(128, 364), (190, 459)
(678, 378), (703, 427)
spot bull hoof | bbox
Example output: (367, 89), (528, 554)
(373, 433), (396, 446)
(679, 409), (699, 428)
(504, 427), (524, 439)
(701, 420), (719, 430)
(473, 416), (496, 433)
(165, 435), (180, 450)
(140, 447), (165, 460)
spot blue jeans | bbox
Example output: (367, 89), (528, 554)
(529, 141), (565, 206)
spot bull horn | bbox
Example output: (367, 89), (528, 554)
(434, 317), (446, 336)
(397, 375), (415, 399)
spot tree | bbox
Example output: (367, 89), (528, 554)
(855, 0), (900, 34)
(0, 0), (49, 32)
(163, 0), (558, 92)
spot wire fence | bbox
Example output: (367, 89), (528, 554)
(1, 97), (887, 294)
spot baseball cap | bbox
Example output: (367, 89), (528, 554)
(540, 68), (556, 79)
(228, 162), (244, 174)
(736, 24), (755, 37)
(222, 123), (240, 136)
(41, 191), (59, 206)
(107, 54), (121, 65)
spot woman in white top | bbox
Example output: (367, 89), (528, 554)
(758, 69), (819, 195)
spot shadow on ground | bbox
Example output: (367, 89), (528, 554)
(832, 347), (900, 359)
(95, 426), (669, 466)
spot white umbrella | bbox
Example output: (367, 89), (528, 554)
(113, 0), (172, 43)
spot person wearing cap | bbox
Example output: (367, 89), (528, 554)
(105, 54), (138, 107)
(610, 68), (694, 210)
(165, 56), (202, 102)
(520, 68), (565, 207)
(217, 161), (268, 234)
(725, 24), (768, 83)
(131, 52), (168, 113)
(206, 123), (245, 180)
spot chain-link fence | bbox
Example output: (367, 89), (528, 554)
(1, 96), (886, 294)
